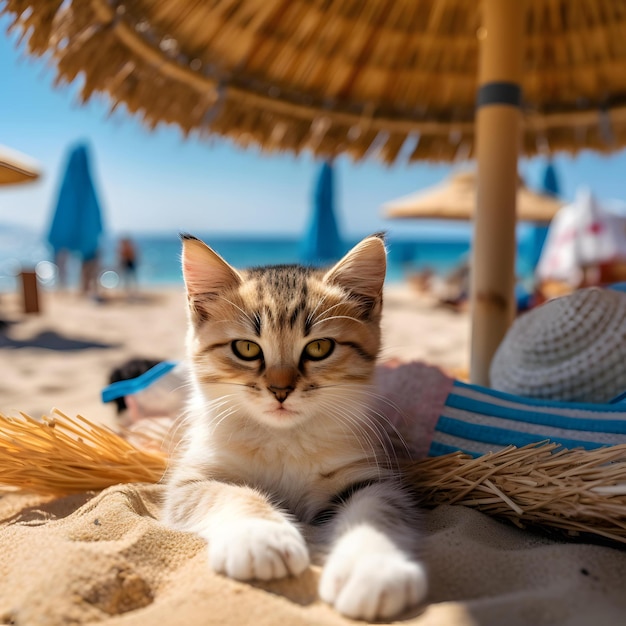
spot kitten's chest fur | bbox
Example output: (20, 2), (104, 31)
(190, 412), (388, 522)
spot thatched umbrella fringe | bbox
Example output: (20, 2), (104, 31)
(7, 0), (626, 164)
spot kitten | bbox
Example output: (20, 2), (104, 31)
(162, 234), (427, 620)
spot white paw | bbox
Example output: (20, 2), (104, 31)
(208, 519), (310, 581)
(320, 551), (427, 620)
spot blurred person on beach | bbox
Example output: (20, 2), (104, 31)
(54, 249), (70, 290)
(80, 248), (102, 300)
(118, 236), (139, 296)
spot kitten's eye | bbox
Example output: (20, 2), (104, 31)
(303, 339), (334, 361)
(232, 340), (262, 361)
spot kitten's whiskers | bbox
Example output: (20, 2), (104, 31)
(309, 301), (366, 329)
(315, 394), (389, 480)
(348, 389), (411, 456)
(310, 315), (365, 328)
(309, 301), (344, 325)
(314, 397), (379, 474)
(318, 390), (399, 474)
(306, 293), (330, 327)
(217, 296), (257, 330)
(337, 383), (412, 459)
(205, 397), (239, 435)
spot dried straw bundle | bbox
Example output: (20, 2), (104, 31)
(406, 443), (626, 546)
(1, 412), (625, 546)
(0, 410), (167, 495)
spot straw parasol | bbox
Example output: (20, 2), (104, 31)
(3, 1), (624, 162)
(4, 0), (626, 383)
(0, 145), (40, 186)
(383, 170), (563, 223)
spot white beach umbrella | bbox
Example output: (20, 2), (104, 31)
(536, 189), (626, 286)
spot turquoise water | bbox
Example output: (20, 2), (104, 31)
(117, 234), (472, 287)
(0, 228), (539, 291)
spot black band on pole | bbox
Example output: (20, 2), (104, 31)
(476, 82), (522, 108)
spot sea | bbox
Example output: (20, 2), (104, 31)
(0, 226), (540, 293)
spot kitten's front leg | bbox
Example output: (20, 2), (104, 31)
(318, 482), (427, 620)
(164, 477), (309, 581)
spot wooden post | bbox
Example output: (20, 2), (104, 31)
(20, 270), (40, 314)
(470, 0), (524, 385)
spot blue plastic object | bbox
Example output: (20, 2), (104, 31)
(101, 361), (178, 403)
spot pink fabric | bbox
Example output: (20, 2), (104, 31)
(374, 360), (455, 459)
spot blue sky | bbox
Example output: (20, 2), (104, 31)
(3, 13), (626, 240)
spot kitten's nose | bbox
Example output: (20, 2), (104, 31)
(267, 385), (293, 403)
(265, 366), (298, 403)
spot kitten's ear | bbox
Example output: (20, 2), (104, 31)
(181, 234), (242, 298)
(323, 234), (386, 299)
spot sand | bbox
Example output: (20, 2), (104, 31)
(1, 283), (626, 626)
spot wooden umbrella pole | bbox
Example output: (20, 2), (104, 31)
(470, 0), (525, 386)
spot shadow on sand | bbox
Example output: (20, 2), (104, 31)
(0, 329), (119, 351)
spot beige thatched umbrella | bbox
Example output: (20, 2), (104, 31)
(0, 145), (40, 186)
(4, 0), (626, 383)
(383, 171), (563, 223)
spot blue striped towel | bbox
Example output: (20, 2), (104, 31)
(429, 380), (626, 457)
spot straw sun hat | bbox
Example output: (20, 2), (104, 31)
(490, 287), (626, 403)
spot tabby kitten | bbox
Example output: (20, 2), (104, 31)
(163, 234), (427, 620)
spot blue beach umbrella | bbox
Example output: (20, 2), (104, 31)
(541, 161), (560, 197)
(47, 143), (104, 260)
(529, 161), (561, 268)
(300, 161), (343, 264)
(527, 161), (562, 269)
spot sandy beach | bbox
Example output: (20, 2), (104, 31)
(2, 282), (626, 626)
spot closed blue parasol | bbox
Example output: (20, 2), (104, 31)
(527, 161), (563, 269)
(47, 143), (104, 260)
(541, 161), (560, 197)
(300, 160), (343, 264)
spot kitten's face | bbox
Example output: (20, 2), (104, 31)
(181, 235), (386, 429)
